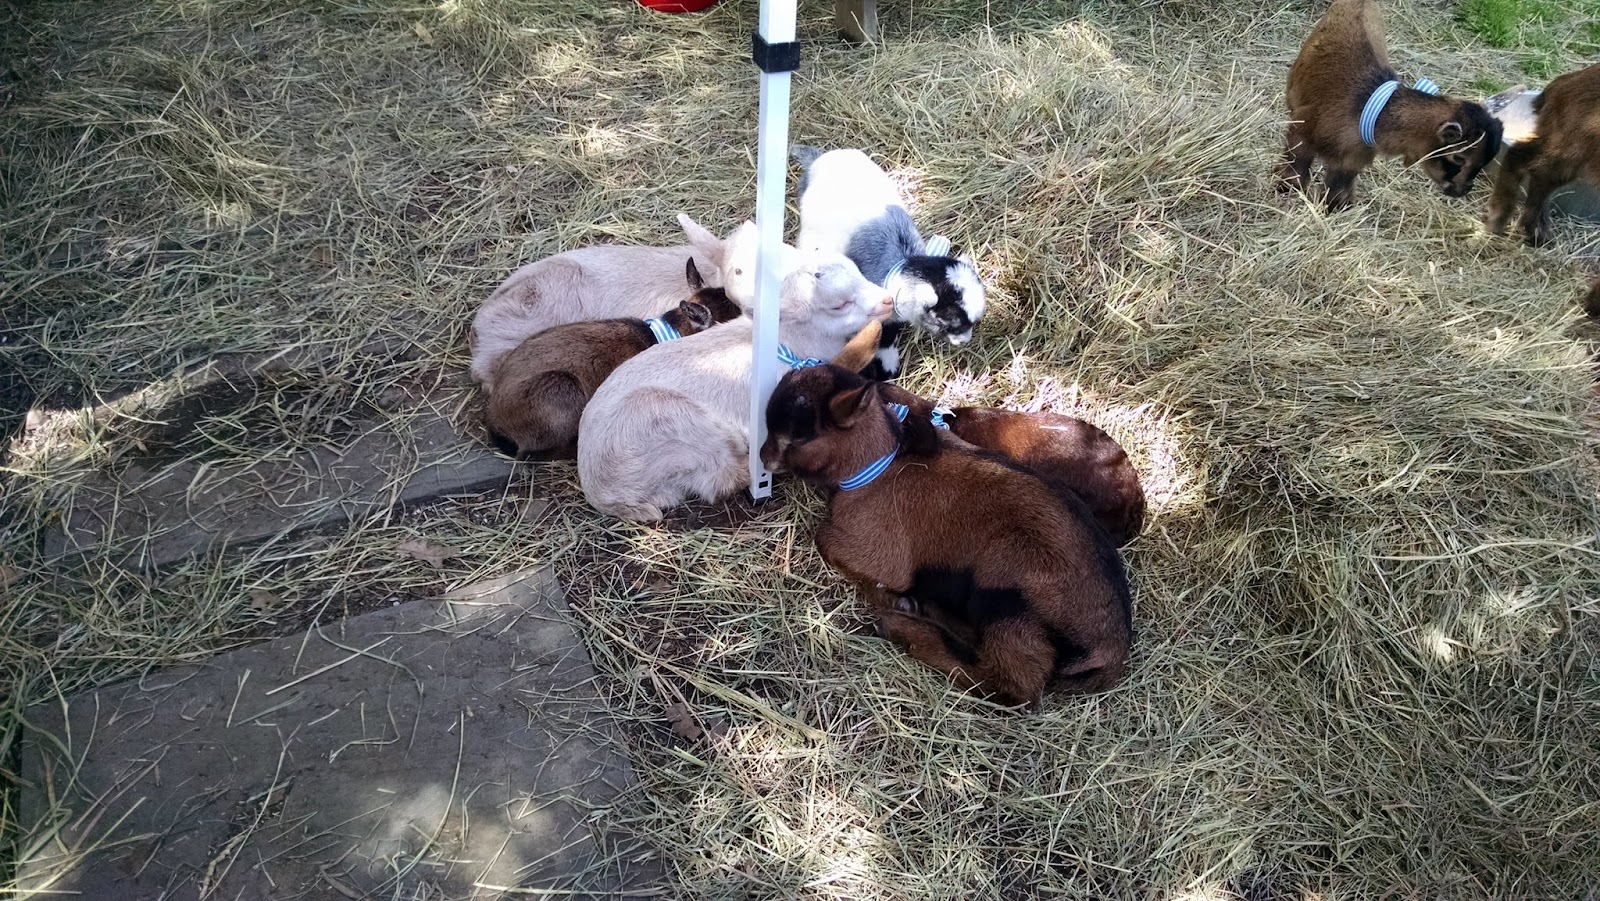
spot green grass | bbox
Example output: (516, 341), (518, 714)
(1458, 0), (1600, 78)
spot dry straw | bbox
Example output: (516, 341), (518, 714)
(2, 0), (1598, 897)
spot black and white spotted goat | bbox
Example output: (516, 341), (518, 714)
(794, 146), (987, 379)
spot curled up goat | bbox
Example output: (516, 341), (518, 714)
(874, 384), (1146, 547)
(469, 214), (770, 392)
(761, 324), (1133, 707)
(484, 260), (743, 460)
(577, 251), (893, 523)
(794, 146), (987, 378)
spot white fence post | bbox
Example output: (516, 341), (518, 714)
(747, 0), (799, 500)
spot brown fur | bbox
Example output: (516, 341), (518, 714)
(761, 356), (1133, 707)
(1486, 63), (1600, 247)
(873, 385), (1146, 547)
(485, 262), (742, 459)
(1277, 0), (1502, 212)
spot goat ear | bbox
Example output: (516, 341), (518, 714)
(678, 213), (716, 247)
(827, 382), (877, 428)
(679, 214), (724, 271)
(1438, 120), (1464, 144)
(678, 300), (714, 331)
(685, 258), (704, 291)
(832, 321), (882, 372)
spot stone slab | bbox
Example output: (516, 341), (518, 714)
(44, 413), (514, 567)
(14, 568), (662, 900)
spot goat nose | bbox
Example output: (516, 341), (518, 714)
(947, 331), (972, 346)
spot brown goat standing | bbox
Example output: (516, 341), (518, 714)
(761, 325), (1133, 707)
(1277, 0), (1502, 212)
(874, 384), (1146, 547)
(485, 260), (742, 459)
(1485, 63), (1600, 247)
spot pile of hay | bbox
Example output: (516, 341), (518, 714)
(2, 0), (1597, 896)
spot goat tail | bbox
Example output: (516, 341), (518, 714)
(789, 144), (824, 168)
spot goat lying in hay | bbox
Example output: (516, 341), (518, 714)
(470, 214), (773, 392)
(794, 146), (986, 378)
(578, 252), (893, 522)
(761, 324), (1133, 707)
(874, 383), (1145, 547)
(1277, 0), (1501, 212)
(484, 260), (743, 460)
(1485, 63), (1600, 247)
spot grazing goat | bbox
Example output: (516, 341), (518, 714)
(874, 384), (1145, 547)
(1277, 0), (1501, 212)
(484, 260), (743, 460)
(760, 332), (1132, 706)
(1485, 63), (1600, 247)
(577, 252), (893, 522)
(470, 214), (774, 391)
(794, 146), (986, 378)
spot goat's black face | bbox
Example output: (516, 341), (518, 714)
(1421, 104), (1503, 198)
(761, 364), (871, 480)
(902, 258), (987, 346)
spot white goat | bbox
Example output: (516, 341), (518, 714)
(469, 214), (764, 392)
(577, 251), (894, 522)
(794, 147), (987, 378)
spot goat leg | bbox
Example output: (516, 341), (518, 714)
(1486, 143), (1536, 235)
(1323, 167), (1359, 213)
(1276, 121), (1314, 195)
(1519, 168), (1567, 247)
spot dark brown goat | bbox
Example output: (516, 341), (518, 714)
(761, 329), (1133, 707)
(485, 260), (742, 459)
(874, 384), (1146, 547)
(1277, 0), (1501, 212)
(1485, 63), (1600, 247)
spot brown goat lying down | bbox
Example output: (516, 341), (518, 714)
(1486, 63), (1600, 247)
(875, 384), (1145, 547)
(486, 261), (742, 459)
(762, 327), (1133, 707)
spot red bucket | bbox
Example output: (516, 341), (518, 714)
(635, 0), (719, 11)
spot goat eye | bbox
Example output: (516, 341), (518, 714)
(733, 268), (743, 276)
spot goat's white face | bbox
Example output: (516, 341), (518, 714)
(781, 251), (895, 337)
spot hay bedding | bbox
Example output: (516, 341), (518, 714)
(2, 0), (1599, 897)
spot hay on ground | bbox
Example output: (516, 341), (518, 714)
(2, 0), (1598, 897)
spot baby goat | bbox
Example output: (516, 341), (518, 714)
(761, 335), (1133, 707)
(1485, 62), (1600, 247)
(577, 252), (893, 522)
(470, 214), (768, 392)
(484, 260), (743, 460)
(794, 146), (986, 378)
(875, 384), (1146, 547)
(1277, 0), (1501, 212)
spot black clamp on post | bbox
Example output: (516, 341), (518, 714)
(751, 32), (801, 73)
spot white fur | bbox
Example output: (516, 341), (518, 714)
(469, 215), (766, 392)
(577, 252), (894, 522)
(796, 149), (902, 255)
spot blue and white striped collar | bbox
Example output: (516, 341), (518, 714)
(930, 406), (953, 430)
(643, 317), (681, 343)
(839, 403), (910, 491)
(884, 233), (953, 283)
(777, 344), (826, 369)
(1359, 77), (1441, 147)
